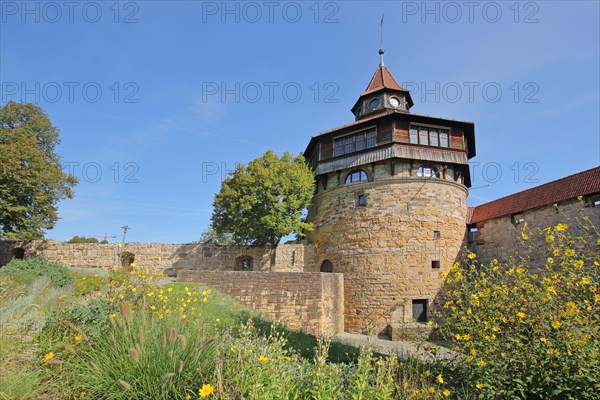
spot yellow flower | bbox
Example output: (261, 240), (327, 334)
(564, 249), (575, 257)
(551, 320), (561, 329)
(118, 243), (123, 248)
(443, 389), (451, 397)
(517, 311), (526, 319)
(555, 223), (568, 231)
(477, 359), (486, 367)
(574, 260), (584, 269)
(547, 257), (554, 265)
(80, 391), (86, 397)
(436, 374), (444, 384)
(74, 334), (82, 341)
(198, 384), (214, 398)
(258, 355), (269, 363)
(545, 235), (555, 243)
(158, 256), (162, 262)
(427, 387), (435, 394)
(540, 337), (547, 343)
(130, 263), (136, 267)
(376, 359), (383, 366)
(42, 352), (55, 362)
(467, 252), (476, 259)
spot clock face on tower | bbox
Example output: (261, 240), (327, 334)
(389, 96), (400, 108)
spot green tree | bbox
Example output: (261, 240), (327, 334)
(0, 101), (77, 239)
(196, 225), (235, 246)
(66, 236), (99, 244)
(211, 150), (314, 270)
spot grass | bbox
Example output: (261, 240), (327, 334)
(163, 282), (361, 363)
(0, 263), (445, 399)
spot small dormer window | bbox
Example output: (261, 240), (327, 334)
(345, 170), (368, 184)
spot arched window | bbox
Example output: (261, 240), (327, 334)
(235, 255), (254, 271)
(320, 259), (333, 273)
(121, 252), (135, 268)
(12, 247), (25, 260)
(345, 170), (368, 184)
(417, 166), (438, 178)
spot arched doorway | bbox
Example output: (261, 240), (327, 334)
(320, 259), (333, 272)
(235, 255), (254, 271)
(12, 247), (25, 260)
(121, 252), (135, 268)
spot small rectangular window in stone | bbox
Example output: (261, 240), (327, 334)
(431, 260), (441, 269)
(511, 213), (525, 226)
(468, 226), (478, 243)
(433, 230), (440, 239)
(357, 194), (366, 206)
(412, 299), (428, 323)
(409, 126), (418, 144)
(366, 130), (377, 147)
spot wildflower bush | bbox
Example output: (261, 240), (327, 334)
(434, 219), (600, 399)
(3, 256), (73, 287)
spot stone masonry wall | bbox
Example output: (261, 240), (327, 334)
(0, 240), (316, 273)
(307, 160), (468, 335)
(177, 270), (344, 336)
(470, 199), (600, 266)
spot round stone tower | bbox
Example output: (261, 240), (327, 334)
(304, 51), (475, 334)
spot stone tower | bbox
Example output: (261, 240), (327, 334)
(304, 50), (476, 334)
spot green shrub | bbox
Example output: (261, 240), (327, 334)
(433, 218), (600, 399)
(3, 257), (72, 287)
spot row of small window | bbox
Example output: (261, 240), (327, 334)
(344, 166), (438, 185)
(334, 130), (377, 157)
(410, 126), (449, 148)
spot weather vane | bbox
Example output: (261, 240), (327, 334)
(379, 14), (385, 66)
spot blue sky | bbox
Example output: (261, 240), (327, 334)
(1, 1), (599, 243)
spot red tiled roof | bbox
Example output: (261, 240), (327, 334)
(469, 166), (600, 224)
(362, 66), (408, 95)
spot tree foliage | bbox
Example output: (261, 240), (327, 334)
(211, 150), (314, 249)
(66, 236), (100, 244)
(0, 101), (77, 239)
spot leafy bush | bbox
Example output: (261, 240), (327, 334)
(3, 257), (72, 287)
(434, 218), (600, 399)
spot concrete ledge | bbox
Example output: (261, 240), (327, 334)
(388, 322), (433, 341)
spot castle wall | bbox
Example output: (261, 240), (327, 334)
(308, 161), (468, 334)
(470, 199), (599, 266)
(177, 270), (344, 336)
(0, 240), (316, 273)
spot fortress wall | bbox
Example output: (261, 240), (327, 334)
(470, 199), (599, 266)
(177, 270), (344, 336)
(0, 240), (316, 273)
(308, 166), (468, 334)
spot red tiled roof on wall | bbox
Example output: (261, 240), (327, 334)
(469, 166), (600, 224)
